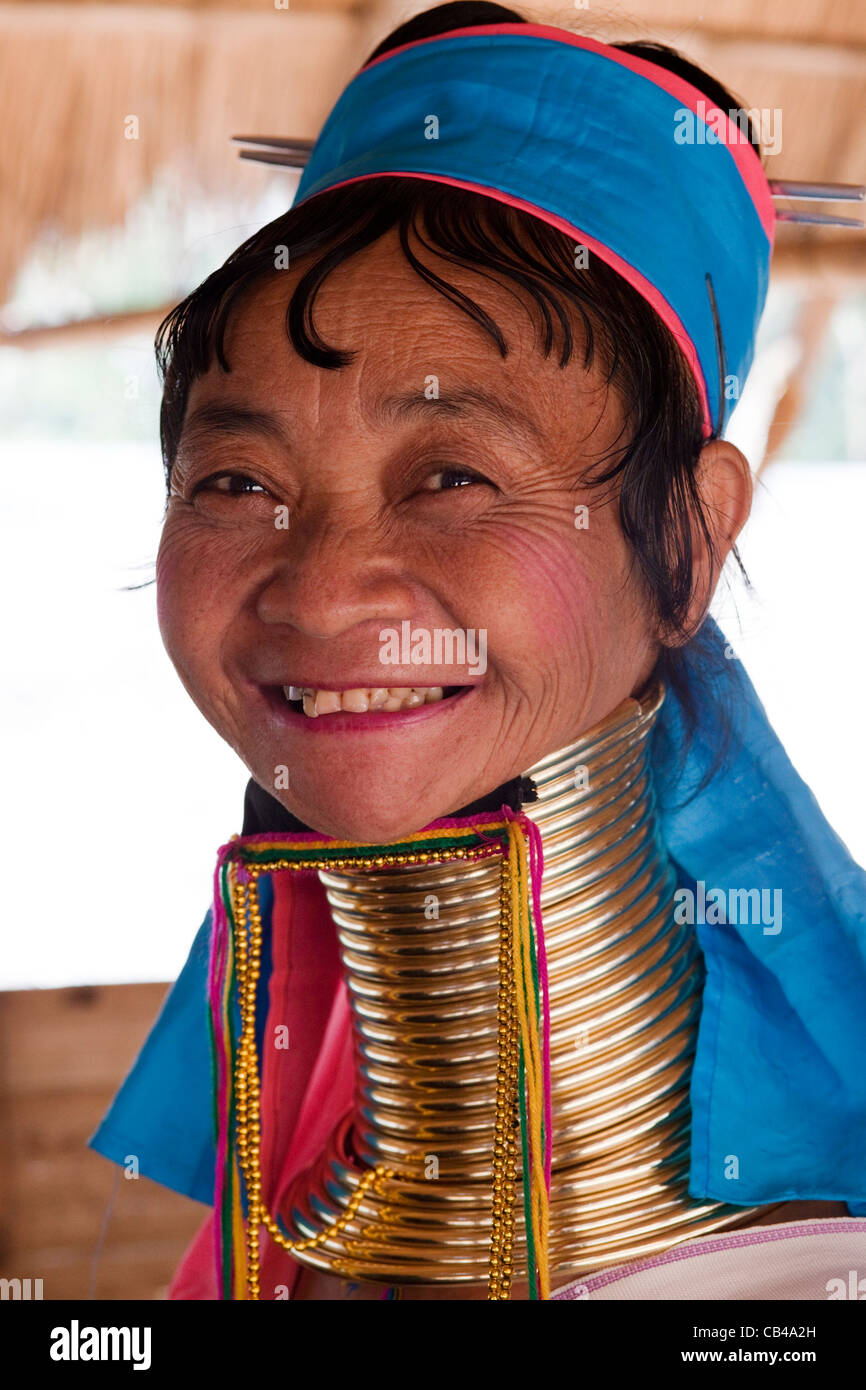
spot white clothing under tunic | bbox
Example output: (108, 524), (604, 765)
(552, 1218), (866, 1300)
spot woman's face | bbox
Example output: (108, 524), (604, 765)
(157, 230), (661, 841)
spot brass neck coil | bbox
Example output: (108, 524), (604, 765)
(281, 682), (759, 1286)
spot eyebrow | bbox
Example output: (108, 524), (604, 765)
(179, 402), (292, 449)
(373, 387), (546, 448)
(179, 387), (546, 451)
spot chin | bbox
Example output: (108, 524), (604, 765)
(280, 793), (448, 844)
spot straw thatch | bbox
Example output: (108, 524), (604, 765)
(0, 4), (365, 304)
(0, 0), (863, 312)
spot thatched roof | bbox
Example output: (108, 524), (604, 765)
(1, 0), (863, 317)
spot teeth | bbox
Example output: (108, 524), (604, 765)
(282, 685), (448, 717)
(341, 689), (369, 713)
(314, 690), (342, 716)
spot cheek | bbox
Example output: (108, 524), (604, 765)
(462, 515), (640, 685)
(155, 519), (247, 679)
(155, 524), (202, 670)
(155, 529), (185, 648)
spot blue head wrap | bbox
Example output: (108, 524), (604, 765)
(292, 22), (775, 435)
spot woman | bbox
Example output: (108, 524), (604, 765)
(91, 3), (866, 1300)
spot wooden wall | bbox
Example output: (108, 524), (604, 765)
(0, 983), (206, 1300)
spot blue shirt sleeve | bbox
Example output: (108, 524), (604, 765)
(88, 912), (216, 1205)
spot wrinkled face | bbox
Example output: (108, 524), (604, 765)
(158, 230), (661, 841)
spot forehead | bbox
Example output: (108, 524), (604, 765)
(186, 228), (620, 444)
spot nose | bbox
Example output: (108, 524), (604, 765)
(254, 508), (416, 641)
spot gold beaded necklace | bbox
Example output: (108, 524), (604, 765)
(222, 836), (525, 1300)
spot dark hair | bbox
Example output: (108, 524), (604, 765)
(156, 1), (758, 788)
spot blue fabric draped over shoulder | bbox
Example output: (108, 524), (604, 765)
(89, 878), (274, 1205)
(88, 620), (866, 1215)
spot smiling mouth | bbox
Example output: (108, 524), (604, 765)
(281, 685), (466, 717)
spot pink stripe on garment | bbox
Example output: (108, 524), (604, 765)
(207, 857), (231, 1293)
(522, 813), (552, 1196)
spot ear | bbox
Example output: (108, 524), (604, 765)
(666, 438), (753, 646)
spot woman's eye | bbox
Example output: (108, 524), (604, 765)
(422, 467), (493, 492)
(192, 472), (270, 497)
